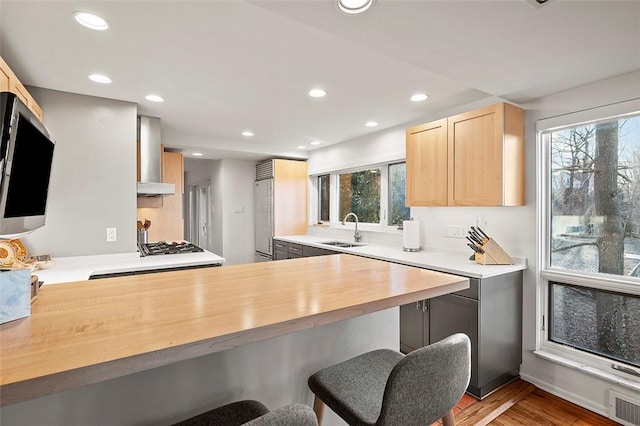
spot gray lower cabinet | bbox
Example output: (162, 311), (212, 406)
(273, 240), (303, 260)
(400, 270), (523, 399)
(302, 245), (339, 257)
(273, 240), (338, 260)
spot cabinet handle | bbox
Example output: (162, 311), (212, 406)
(416, 301), (422, 310)
(423, 300), (429, 312)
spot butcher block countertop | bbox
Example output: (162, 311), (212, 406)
(0, 254), (468, 406)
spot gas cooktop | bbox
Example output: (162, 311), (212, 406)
(138, 241), (204, 257)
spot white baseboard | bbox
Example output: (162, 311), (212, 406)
(519, 372), (610, 418)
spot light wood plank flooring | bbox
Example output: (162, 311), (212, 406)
(452, 379), (618, 426)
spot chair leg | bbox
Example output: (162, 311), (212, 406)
(313, 396), (325, 425)
(442, 409), (455, 426)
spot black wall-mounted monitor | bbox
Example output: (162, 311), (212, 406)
(0, 92), (55, 237)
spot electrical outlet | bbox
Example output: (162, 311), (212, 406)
(445, 225), (467, 238)
(106, 227), (117, 242)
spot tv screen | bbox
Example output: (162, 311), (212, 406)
(0, 92), (55, 237)
(4, 114), (54, 218)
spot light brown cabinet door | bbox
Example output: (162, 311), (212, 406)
(273, 159), (308, 236)
(447, 104), (503, 206)
(447, 103), (524, 206)
(405, 118), (448, 206)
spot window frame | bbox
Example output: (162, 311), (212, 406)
(536, 98), (640, 389)
(311, 162), (408, 231)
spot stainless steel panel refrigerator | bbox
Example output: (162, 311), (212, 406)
(254, 178), (274, 261)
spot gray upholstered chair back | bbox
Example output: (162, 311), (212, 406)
(376, 333), (471, 425)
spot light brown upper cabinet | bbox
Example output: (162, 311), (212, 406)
(406, 118), (448, 206)
(273, 158), (308, 236)
(0, 56), (43, 121)
(406, 102), (524, 207)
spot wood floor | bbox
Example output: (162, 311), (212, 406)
(451, 379), (619, 426)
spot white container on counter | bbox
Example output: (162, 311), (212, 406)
(403, 219), (421, 252)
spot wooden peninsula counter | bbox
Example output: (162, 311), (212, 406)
(0, 254), (468, 424)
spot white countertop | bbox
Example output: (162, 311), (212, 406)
(35, 250), (225, 285)
(276, 234), (526, 279)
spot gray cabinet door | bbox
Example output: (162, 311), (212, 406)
(429, 294), (479, 394)
(273, 250), (288, 261)
(400, 302), (425, 353)
(302, 245), (339, 257)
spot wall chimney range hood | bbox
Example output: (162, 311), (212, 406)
(137, 115), (175, 197)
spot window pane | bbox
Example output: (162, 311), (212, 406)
(339, 169), (380, 223)
(389, 162), (410, 226)
(549, 282), (640, 368)
(549, 114), (640, 277)
(318, 174), (330, 222)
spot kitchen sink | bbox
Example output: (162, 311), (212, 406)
(319, 241), (367, 248)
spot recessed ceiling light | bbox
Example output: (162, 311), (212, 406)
(242, 131), (254, 137)
(145, 94), (164, 103)
(192, 152), (203, 157)
(410, 93), (428, 102)
(297, 145), (307, 149)
(73, 12), (110, 30)
(309, 88), (327, 98)
(337, 0), (374, 14)
(365, 121), (378, 127)
(88, 74), (111, 84)
(310, 141), (321, 146)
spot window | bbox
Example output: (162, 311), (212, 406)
(339, 168), (381, 223)
(318, 174), (330, 222)
(540, 103), (640, 376)
(549, 282), (640, 368)
(388, 162), (410, 226)
(314, 162), (408, 227)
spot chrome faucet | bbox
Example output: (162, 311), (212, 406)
(342, 212), (361, 242)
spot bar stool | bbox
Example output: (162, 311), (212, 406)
(171, 399), (318, 426)
(308, 333), (471, 426)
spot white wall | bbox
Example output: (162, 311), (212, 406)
(307, 69), (640, 416)
(185, 158), (256, 265)
(22, 88), (138, 257)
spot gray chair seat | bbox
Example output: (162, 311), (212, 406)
(172, 400), (317, 426)
(308, 333), (471, 426)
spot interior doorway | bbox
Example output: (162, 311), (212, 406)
(186, 179), (212, 251)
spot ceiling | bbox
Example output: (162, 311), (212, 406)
(1, 1), (639, 161)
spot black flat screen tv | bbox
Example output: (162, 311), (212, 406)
(0, 92), (55, 237)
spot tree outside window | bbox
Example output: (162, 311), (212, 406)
(547, 114), (640, 367)
(389, 162), (410, 226)
(339, 169), (380, 223)
(318, 174), (330, 222)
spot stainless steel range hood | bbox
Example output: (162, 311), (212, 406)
(137, 115), (175, 197)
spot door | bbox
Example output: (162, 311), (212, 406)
(429, 293), (479, 393)
(447, 104), (503, 206)
(254, 179), (274, 256)
(400, 301), (426, 354)
(187, 179), (212, 250)
(405, 118), (448, 206)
